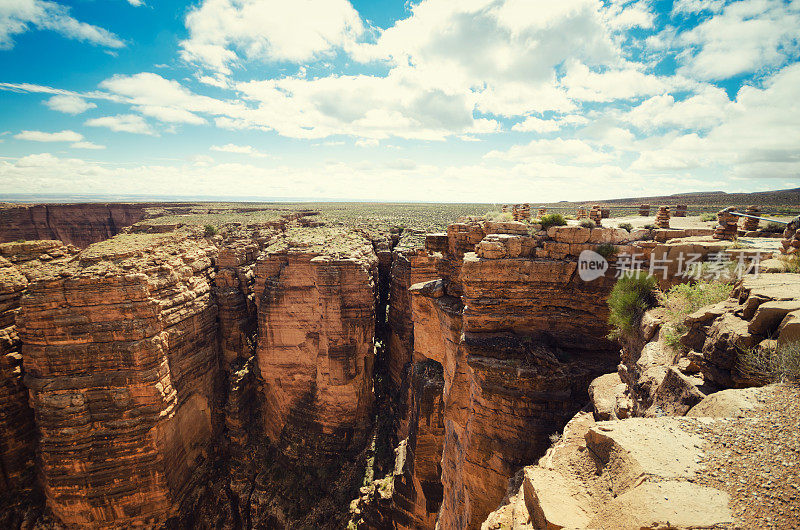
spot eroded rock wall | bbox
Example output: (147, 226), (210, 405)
(0, 256), (34, 492)
(253, 227), (378, 461)
(0, 203), (162, 247)
(407, 221), (622, 530)
(17, 236), (219, 527)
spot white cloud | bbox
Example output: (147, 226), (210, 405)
(355, 0), (619, 116)
(44, 94), (96, 114)
(676, 0), (800, 80)
(0, 0), (124, 49)
(355, 138), (379, 148)
(126, 0), (144, 6)
(631, 64), (800, 178)
(512, 114), (588, 132)
(603, 0), (654, 29)
(85, 114), (156, 135)
(621, 85), (731, 131)
(560, 62), (691, 102)
(134, 105), (206, 124)
(14, 129), (83, 142)
(672, 0), (725, 15)
(485, 137), (616, 164)
(71, 141), (105, 149)
(210, 143), (268, 157)
(180, 0), (364, 73)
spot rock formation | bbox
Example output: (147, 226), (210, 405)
(655, 206), (671, 229)
(714, 207), (739, 240)
(1, 204), (793, 530)
(254, 226), (378, 460)
(18, 233), (220, 527)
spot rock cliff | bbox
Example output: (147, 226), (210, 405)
(18, 233), (219, 527)
(2, 207), (788, 530)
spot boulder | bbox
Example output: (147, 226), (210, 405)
(588, 372), (626, 420)
(686, 386), (767, 418)
(748, 300), (800, 335)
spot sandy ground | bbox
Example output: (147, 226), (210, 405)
(591, 214), (794, 230)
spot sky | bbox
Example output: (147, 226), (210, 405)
(0, 0), (799, 202)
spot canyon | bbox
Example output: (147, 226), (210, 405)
(0, 204), (795, 529)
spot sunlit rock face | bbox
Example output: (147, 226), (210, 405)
(0, 204), (155, 248)
(17, 235), (219, 527)
(408, 222), (621, 530)
(254, 227), (379, 461)
(0, 255), (34, 492)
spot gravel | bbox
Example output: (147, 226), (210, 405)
(690, 384), (800, 529)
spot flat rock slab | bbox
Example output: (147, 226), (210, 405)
(590, 481), (733, 529)
(741, 273), (800, 302)
(687, 386), (768, 418)
(586, 418), (704, 494)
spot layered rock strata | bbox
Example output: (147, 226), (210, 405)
(254, 226), (378, 460)
(405, 221), (624, 529)
(17, 233), (220, 527)
(1, 241), (79, 494)
(0, 203), (161, 247)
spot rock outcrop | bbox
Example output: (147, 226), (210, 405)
(483, 412), (734, 529)
(0, 203), (163, 247)
(405, 221), (624, 529)
(18, 233), (219, 527)
(1, 241), (79, 496)
(254, 226), (378, 460)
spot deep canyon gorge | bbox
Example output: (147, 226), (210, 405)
(1, 202), (797, 529)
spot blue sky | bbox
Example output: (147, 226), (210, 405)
(0, 0), (799, 202)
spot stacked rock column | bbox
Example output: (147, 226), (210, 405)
(537, 208), (547, 218)
(674, 204), (688, 217)
(638, 204), (650, 216)
(742, 206), (760, 232)
(781, 217), (800, 254)
(512, 204), (530, 222)
(655, 206), (671, 229)
(576, 208), (587, 220)
(589, 207), (602, 226)
(713, 207), (739, 240)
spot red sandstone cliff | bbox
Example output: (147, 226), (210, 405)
(254, 226), (378, 460)
(17, 233), (219, 527)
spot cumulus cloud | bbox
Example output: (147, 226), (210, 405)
(675, 0), (800, 80)
(485, 137), (616, 164)
(631, 64), (800, 179)
(210, 143), (268, 157)
(44, 94), (96, 114)
(180, 0), (364, 73)
(621, 85), (731, 131)
(85, 114), (156, 135)
(71, 141), (105, 149)
(0, 0), (124, 49)
(511, 114), (588, 133)
(14, 129), (83, 142)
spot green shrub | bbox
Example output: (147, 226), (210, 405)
(643, 223), (655, 229)
(596, 243), (617, 259)
(608, 273), (659, 338)
(617, 222), (633, 232)
(484, 211), (514, 222)
(661, 280), (733, 351)
(780, 255), (800, 273)
(564, 215), (576, 220)
(579, 219), (596, 229)
(540, 213), (567, 229)
(203, 224), (218, 237)
(700, 213), (716, 222)
(738, 341), (800, 384)
(764, 221), (786, 234)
